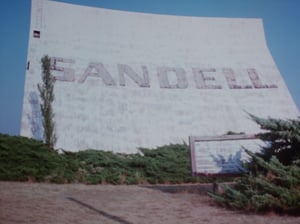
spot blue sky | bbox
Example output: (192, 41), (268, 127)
(0, 0), (299, 136)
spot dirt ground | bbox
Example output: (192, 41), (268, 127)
(1, 182), (299, 224)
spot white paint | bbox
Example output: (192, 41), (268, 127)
(21, 0), (299, 153)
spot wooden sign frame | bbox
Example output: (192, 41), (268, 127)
(189, 134), (263, 177)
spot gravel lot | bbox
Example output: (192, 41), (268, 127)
(1, 182), (299, 224)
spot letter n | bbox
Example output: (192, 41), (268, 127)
(118, 64), (150, 87)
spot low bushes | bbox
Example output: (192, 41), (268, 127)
(0, 134), (204, 184)
(0, 134), (77, 182)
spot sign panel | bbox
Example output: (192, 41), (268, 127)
(189, 135), (265, 175)
(21, 0), (299, 152)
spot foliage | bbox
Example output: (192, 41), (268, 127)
(38, 55), (56, 149)
(0, 134), (77, 183)
(0, 134), (204, 184)
(137, 144), (199, 184)
(211, 151), (300, 214)
(210, 116), (300, 215)
(67, 144), (202, 184)
(249, 114), (300, 165)
(211, 150), (300, 214)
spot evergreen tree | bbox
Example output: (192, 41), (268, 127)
(210, 116), (300, 215)
(38, 55), (57, 149)
(211, 150), (300, 214)
(249, 114), (300, 165)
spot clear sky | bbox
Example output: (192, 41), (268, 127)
(0, 0), (299, 136)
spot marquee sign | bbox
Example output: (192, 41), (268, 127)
(21, 0), (299, 153)
(189, 135), (264, 176)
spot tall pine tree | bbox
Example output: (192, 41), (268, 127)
(38, 55), (56, 149)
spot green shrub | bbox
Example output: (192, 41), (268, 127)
(0, 134), (76, 183)
(211, 150), (300, 214)
(249, 115), (300, 165)
(66, 144), (202, 185)
(0, 134), (203, 184)
(138, 144), (196, 184)
(210, 116), (300, 215)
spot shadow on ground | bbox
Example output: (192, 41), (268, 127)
(141, 183), (219, 194)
